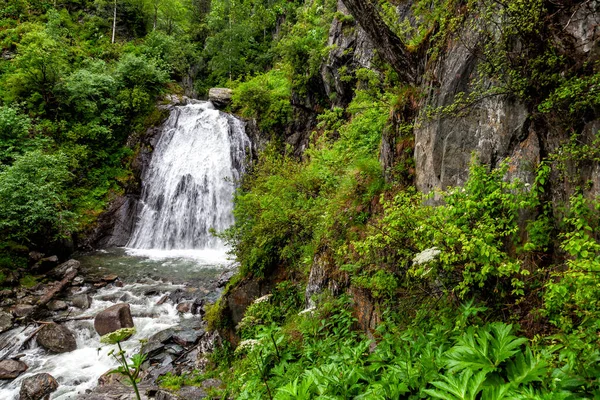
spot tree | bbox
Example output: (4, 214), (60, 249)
(340, 0), (416, 84)
(0, 150), (75, 244)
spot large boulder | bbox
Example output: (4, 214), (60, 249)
(94, 303), (134, 336)
(19, 373), (58, 400)
(0, 359), (28, 379)
(50, 259), (80, 280)
(208, 88), (233, 108)
(0, 310), (13, 333)
(36, 322), (77, 353)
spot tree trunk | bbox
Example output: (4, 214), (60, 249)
(112, 0), (117, 44)
(340, 0), (416, 84)
(153, 3), (158, 30)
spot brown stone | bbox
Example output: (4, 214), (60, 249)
(0, 359), (28, 379)
(36, 323), (77, 353)
(101, 274), (118, 282)
(19, 373), (58, 400)
(94, 303), (134, 336)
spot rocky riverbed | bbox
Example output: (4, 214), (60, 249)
(0, 249), (236, 399)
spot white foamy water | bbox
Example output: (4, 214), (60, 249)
(127, 101), (251, 250)
(0, 282), (184, 399)
(124, 247), (229, 264)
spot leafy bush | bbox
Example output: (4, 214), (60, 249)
(232, 70), (292, 133)
(0, 150), (76, 244)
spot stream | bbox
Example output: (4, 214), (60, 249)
(0, 248), (232, 399)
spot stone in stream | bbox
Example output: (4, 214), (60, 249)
(36, 322), (77, 353)
(0, 310), (14, 333)
(0, 359), (28, 379)
(94, 303), (134, 336)
(71, 293), (92, 309)
(173, 329), (203, 347)
(11, 304), (35, 318)
(49, 259), (80, 280)
(19, 373), (58, 400)
(47, 300), (68, 311)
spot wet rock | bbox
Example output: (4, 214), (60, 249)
(156, 390), (180, 400)
(72, 293), (93, 309)
(173, 330), (202, 347)
(19, 373), (58, 400)
(169, 289), (188, 304)
(36, 322), (77, 353)
(164, 343), (184, 356)
(47, 300), (68, 311)
(28, 252), (45, 263)
(11, 304), (36, 318)
(176, 302), (191, 313)
(208, 88), (233, 108)
(98, 369), (126, 386)
(156, 294), (169, 305)
(216, 269), (236, 288)
(94, 303), (134, 336)
(50, 259), (80, 280)
(179, 386), (207, 399)
(101, 274), (118, 282)
(201, 378), (222, 389)
(0, 310), (14, 333)
(72, 276), (85, 286)
(191, 298), (205, 315)
(32, 256), (59, 273)
(93, 282), (107, 289)
(156, 386), (207, 400)
(0, 359), (28, 379)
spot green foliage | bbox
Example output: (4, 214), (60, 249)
(223, 87), (387, 278)
(102, 328), (145, 400)
(232, 70), (292, 133)
(0, 150), (76, 243)
(204, 296), (599, 399)
(100, 327), (136, 344)
(0, 105), (33, 164)
(544, 194), (600, 331)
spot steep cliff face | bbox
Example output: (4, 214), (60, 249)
(320, 0), (375, 107)
(414, 5), (599, 196)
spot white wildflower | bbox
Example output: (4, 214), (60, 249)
(413, 247), (441, 266)
(235, 339), (260, 354)
(253, 294), (272, 304)
(298, 306), (316, 316)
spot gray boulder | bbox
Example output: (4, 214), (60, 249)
(71, 293), (92, 309)
(11, 304), (35, 319)
(94, 303), (134, 336)
(50, 259), (80, 279)
(19, 373), (58, 400)
(0, 311), (13, 333)
(36, 322), (77, 353)
(208, 88), (233, 108)
(0, 359), (28, 379)
(47, 300), (68, 311)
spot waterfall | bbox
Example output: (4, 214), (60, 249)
(127, 102), (251, 251)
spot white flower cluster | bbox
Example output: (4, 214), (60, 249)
(412, 247), (441, 266)
(298, 306), (316, 316)
(235, 339), (260, 354)
(253, 294), (272, 304)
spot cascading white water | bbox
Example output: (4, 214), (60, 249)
(127, 101), (251, 252)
